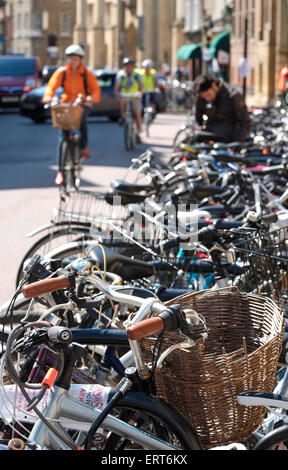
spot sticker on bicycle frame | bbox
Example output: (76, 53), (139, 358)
(1, 383), (111, 431)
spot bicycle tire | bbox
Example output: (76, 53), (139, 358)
(124, 123), (130, 151)
(253, 424), (288, 450)
(124, 122), (135, 151)
(93, 391), (202, 450)
(73, 143), (81, 190)
(144, 111), (151, 138)
(0, 293), (47, 327)
(61, 141), (76, 192)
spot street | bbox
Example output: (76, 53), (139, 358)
(0, 108), (187, 305)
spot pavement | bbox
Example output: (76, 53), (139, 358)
(0, 110), (188, 305)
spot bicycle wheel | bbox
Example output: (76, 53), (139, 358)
(124, 122), (135, 151)
(15, 225), (93, 287)
(90, 391), (202, 450)
(1, 240), (93, 326)
(73, 142), (82, 190)
(61, 141), (76, 192)
(253, 424), (288, 450)
(144, 111), (152, 138)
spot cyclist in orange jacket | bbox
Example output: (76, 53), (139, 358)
(43, 44), (101, 185)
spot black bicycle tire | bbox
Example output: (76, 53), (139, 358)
(61, 140), (76, 192)
(103, 391), (202, 450)
(0, 295), (45, 325)
(253, 424), (288, 450)
(144, 111), (151, 138)
(73, 142), (81, 190)
(15, 226), (93, 288)
(124, 123), (132, 151)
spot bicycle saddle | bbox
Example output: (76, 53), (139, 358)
(87, 245), (155, 281)
(111, 179), (154, 194)
(173, 183), (229, 201)
(105, 190), (147, 206)
(199, 205), (245, 217)
(210, 150), (253, 165)
(213, 140), (253, 151)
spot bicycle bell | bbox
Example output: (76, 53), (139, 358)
(70, 258), (93, 276)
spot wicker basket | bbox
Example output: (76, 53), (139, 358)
(51, 104), (83, 130)
(53, 190), (129, 237)
(141, 287), (285, 449)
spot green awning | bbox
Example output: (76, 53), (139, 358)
(210, 31), (230, 58)
(177, 43), (202, 61)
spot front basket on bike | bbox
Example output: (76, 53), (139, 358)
(141, 287), (285, 449)
(51, 104), (83, 130)
(53, 189), (129, 237)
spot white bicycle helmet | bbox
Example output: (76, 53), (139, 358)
(65, 44), (85, 57)
(142, 59), (154, 68)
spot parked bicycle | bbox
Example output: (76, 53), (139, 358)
(0, 274), (206, 450)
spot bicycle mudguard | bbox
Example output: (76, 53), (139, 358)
(26, 222), (57, 238)
(71, 328), (129, 347)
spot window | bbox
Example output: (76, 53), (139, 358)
(60, 12), (72, 35)
(31, 13), (42, 33)
(17, 13), (21, 31)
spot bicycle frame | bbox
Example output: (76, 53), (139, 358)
(27, 385), (180, 450)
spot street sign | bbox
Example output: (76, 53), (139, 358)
(217, 50), (229, 66)
(202, 47), (211, 62)
(239, 57), (252, 78)
(47, 46), (58, 58)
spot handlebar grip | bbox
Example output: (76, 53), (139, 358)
(126, 317), (165, 341)
(22, 275), (70, 299)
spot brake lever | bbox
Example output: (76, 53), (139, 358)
(156, 312), (207, 369)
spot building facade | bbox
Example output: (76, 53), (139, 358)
(231, 0), (288, 106)
(2, 0), (288, 105)
(74, 0), (175, 71)
(6, 0), (75, 66)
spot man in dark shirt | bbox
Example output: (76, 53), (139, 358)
(194, 74), (251, 143)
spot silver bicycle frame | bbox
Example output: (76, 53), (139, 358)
(28, 385), (180, 450)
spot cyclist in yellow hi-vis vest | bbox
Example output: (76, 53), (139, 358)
(140, 60), (158, 116)
(114, 58), (143, 144)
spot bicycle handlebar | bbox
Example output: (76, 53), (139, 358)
(22, 271), (167, 319)
(119, 92), (142, 99)
(126, 317), (164, 340)
(22, 275), (70, 298)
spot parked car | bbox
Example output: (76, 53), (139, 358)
(19, 68), (121, 123)
(0, 55), (41, 107)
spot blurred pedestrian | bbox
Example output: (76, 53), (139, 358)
(193, 73), (251, 143)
